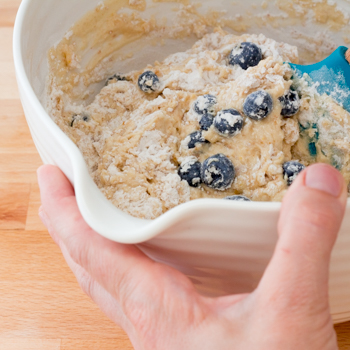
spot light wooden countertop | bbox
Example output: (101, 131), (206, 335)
(0, 1), (349, 349)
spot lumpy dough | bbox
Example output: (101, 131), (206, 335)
(48, 29), (350, 219)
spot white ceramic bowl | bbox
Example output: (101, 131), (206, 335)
(14, 0), (350, 323)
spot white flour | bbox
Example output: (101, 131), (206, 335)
(47, 29), (350, 219)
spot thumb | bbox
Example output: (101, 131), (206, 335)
(257, 163), (347, 315)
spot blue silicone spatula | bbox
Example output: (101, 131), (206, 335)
(289, 47), (350, 112)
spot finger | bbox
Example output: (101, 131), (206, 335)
(37, 165), (197, 318)
(58, 239), (145, 349)
(37, 177), (139, 343)
(37, 166), (155, 290)
(60, 241), (127, 327)
(39, 199), (127, 327)
(258, 163), (347, 312)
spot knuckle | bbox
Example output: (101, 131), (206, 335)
(116, 272), (135, 310)
(298, 200), (340, 233)
(78, 272), (95, 299)
(123, 289), (159, 346)
(65, 234), (91, 269)
(126, 302), (152, 332)
(118, 272), (157, 334)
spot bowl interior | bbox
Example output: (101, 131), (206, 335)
(21, 0), (350, 104)
(14, 0), (350, 244)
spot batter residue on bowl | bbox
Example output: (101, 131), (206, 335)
(46, 4), (350, 219)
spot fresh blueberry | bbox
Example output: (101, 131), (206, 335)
(243, 90), (273, 121)
(105, 74), (127, 86)
(201, 154), (235, 191)
(224, 195), (251, 201)
(194, 95), (217, 115)
(178, 158), (202, 188)
(185, 131), (209, 149)
(138, 71), (161, 93)
(228, 42), (262, 70)
(283, 161), (305, 186)
(214, 109), (244, 136)
(279, 90), (300, 117)
(199, 113), (215, 131)
(71, 113), (90, 127)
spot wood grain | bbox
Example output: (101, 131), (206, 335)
(0, 100), (38, 152)
(0, 0), (22, 27)
(0, 28), (19, 100)
(337, 322), (350, 349)
(26, 182), (47, 231)
(0, 0), (349, 349)
(0, 183), (31, 229)
(61, 339), (133, 350)
(2, 339), (61, 350)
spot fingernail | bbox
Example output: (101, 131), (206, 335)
(305, 164), (342, 197)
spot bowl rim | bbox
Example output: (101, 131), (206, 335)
(15, 0), (349, 244)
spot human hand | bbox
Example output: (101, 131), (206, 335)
(37, 163), (346, 350)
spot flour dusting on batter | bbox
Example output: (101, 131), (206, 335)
(46, 7), (350, 219)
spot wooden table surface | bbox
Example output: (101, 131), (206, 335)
(1, 1), (350, 349)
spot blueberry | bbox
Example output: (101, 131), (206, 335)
(105, 74), (127, 86)
(178, 158), (202, 188)
(224, 195), (251, 201)
(201, 154), (235, 191)
(228, 42), (262, 70)
(71, 113), (90, 127)
(243, 90), (273, 121)
(283, 161), (305, 186)
(214, 109), (244, 136)
(185, 131), (209, 149)
(194, 95), (217, 115)
(199, 113), (214, 131)
(138, 71), (161, 93)
(279, 90), (300, 117)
